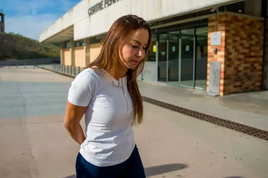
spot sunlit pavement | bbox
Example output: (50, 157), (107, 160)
(0, 66), (267, 178)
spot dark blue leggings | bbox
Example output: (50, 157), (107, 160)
(75, 145), (146, 178)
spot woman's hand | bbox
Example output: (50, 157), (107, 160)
(64, 101), (87, 145)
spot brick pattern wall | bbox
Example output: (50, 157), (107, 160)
(208, 14), (264, 95)
(224, 14), (264, 94)
(207, 15), (227, 96)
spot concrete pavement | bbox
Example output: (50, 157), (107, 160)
(41, 64), (268, 134)
(138, 81), (268, 132)
(0, 66), (268, 178)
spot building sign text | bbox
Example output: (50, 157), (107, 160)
(88, 0), (121, 17)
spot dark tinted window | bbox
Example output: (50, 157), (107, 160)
(75, 40), (85, 47)
(226, 1), (245, 13)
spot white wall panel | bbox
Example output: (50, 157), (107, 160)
(40, 0), (240, 42)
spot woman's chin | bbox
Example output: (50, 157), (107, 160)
(127, 62), (140, 69)
(127, 65), (138, 70)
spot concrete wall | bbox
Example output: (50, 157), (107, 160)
(63, 49), (71, 66)
(143, 61), (157, 81)
(70, 39), (75, 66)
(74, 46), (85, 67)
(84, 38), (90, 66)
(74, 0), (240, 40)
(39, 0), (90, 42)
(40, 0), (239, 42)
(90, 43), (102, 63)
(60, 42), (64, 65)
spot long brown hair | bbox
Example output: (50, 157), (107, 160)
(88, 15), (152, 125)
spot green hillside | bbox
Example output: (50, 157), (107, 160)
(0, 32), (60, 60)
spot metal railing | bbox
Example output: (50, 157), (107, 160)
(0, 63), (44, 69)
(52, 64), (85, 77)
(0, 63), (85, 77)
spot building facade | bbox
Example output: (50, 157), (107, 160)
(39, 0), (268, 96)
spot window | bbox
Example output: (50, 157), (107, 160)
(90, 34), (106, 44)
(90, 37), (101, 44)
(267, 0), (268, 16)
(181, 28), (195, 35)
(226, 1), (245, 14)
(75, 40), (85, 47)
(196, 27), (208, 36)
(0, 15), (2, 22)
(146, 34), (157, 61)
(65, 41), (71, 49)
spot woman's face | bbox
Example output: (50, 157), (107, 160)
(119, 28), (149, 70)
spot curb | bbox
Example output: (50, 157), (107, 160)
(38, 66), (268, 141)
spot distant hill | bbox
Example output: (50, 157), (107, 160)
(0, 32), (60, 60)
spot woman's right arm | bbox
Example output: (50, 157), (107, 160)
(64, 101), (87, 145)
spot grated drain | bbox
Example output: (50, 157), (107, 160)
(142, 96), (268, 141)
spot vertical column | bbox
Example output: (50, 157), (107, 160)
(84, 38), (90, 67)
(70, 38), (75, 66)
(265, 59), (268, 89)
(166, 39), (169, 82)
(60, 42), (64, 65)
(207, 15), (226, 96)
(155, 35), (159, 82)
(265, 18), (268, 89)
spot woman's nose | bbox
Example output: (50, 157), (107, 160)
(136, 49), (145, 58)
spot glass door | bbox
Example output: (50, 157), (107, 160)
(158, 34), (168, 82)
(180, 35), (195, 87)
(168, 33), (180, 85)
(195, 27), (208, 89)
(155, 27), (208, 89)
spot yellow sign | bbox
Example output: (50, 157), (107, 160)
(153, 45), (156, 52)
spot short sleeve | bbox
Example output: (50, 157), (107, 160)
(67, 70), (96, 107)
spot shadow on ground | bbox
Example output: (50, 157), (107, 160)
(223, 177), (245, 178)
(63, 176), (76, 178)
(145, 163), (188, 177)
(62, 163), (188, 178)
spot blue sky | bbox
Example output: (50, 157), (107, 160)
(1, 0), (80, 40)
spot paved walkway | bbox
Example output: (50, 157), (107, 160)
(0, 66), (268, 178)
(41, 64), (268, 132)
(138, 81), (268, 132)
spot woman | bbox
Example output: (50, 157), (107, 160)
(64, 14), (152, 178)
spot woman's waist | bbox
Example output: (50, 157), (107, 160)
(79, 141), (136, 167)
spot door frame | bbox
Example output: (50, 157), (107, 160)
(154, 25), (208, 89)
(266, 62), (268, 89)
(179, 33), (196, 89)
(157, 33), (168, 82)
(195, 34), (209, 90)
(167, 33), (180, 84)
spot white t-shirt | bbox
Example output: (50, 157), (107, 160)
(67, 68), (135, 167)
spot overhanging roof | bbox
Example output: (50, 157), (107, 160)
(40, 26), (73, 43)
(39, 0), (245, 43)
